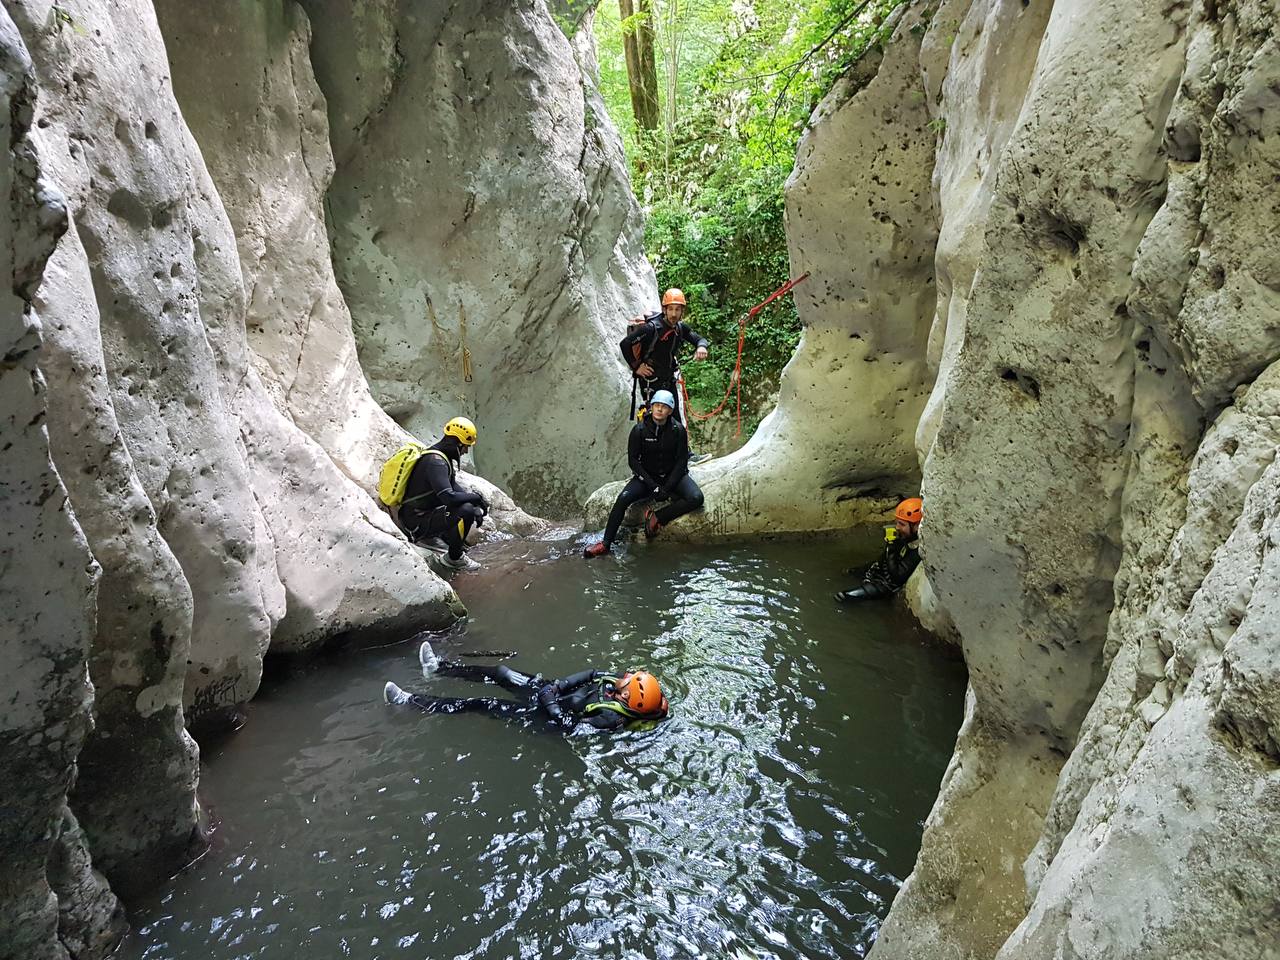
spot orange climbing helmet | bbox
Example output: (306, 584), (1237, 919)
(895, 497), (924, 524)
(661, 288), (687, 308)
(612, 671), (668, 718)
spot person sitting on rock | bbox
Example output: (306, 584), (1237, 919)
(835, 497), (923, 602)
(621, 288), (710, 455)
(384, 641), (670, 732)
(584, 389), (704, 558)
(397, 416), (488, 570)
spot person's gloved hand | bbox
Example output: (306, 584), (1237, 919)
(554, 712), (576, 731)
(475, 493), (490, 513)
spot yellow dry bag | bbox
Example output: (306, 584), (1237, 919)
(378, 442), (430, 507)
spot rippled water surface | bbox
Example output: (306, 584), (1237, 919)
(122, 535), (965, 960)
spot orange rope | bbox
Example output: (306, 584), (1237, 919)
(679, 272), (809, 439)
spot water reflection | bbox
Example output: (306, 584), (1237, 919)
(125, 537), (964, 960)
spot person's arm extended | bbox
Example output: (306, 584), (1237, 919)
(681, 322), (709, 351)
(628, 425), (659, 489)
(660, 426), (689, 494)
(421, 454), (481, 510)
(550, 668), (605, 695)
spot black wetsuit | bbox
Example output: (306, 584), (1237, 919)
(601, 413), (704, 547)
(401, 662), (653, 731)
(397, 439), (487, 561)
(619, 313), (708, 423)
(837, 529), (921, 601)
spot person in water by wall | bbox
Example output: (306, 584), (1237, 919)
(584, 390), (705, 558)
(396, 417), (489, 570)
(835, 497), (924, 602)
(621, 288), (712, 463)
(383, 641), (671, 732)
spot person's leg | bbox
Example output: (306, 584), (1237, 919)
(434, 661), (539, 696)
(424, 503), (481, 560)
(653, 473), (704, 525)
(403, 693), (533, 719)
(400, 504), (443, 544)
(602, 477), (656, 547)
(834, 580), (894, 602)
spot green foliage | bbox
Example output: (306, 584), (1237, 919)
(593, 0), (906, 444)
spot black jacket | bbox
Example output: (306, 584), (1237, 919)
(863, 531), (921, 592)
(402, 441), (483, 514)
(628, 415), (689, 491)
(620, 313), (708, 380)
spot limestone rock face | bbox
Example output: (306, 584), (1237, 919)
(4, 0), (474, 944)
(150, 0), (547, 543)
(298, 0), (655, 515)
(857, 1), (1280, 958)
(0, 11), (122, 958)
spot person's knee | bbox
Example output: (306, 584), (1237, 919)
(459, 503), (482, 523)
(688, 486), (705, 509)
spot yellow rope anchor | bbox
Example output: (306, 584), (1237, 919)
(459, 304), (474, 383)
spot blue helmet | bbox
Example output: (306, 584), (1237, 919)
(650, 389), (676, 410)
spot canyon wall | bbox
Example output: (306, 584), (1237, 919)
(298, 0), (654, 516)
(1, 1), (645, 956)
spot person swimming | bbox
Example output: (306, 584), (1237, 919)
(384, 642), (670, 732)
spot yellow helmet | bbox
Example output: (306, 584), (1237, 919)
(444, 416), (477, 446)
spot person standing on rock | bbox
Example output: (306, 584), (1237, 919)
(584, 390), (704, 558)
(396, 417), (489, 570)
(835, 498), (923, 602)
(621, 287), (710, 435)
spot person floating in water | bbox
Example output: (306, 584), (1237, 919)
(835, 497), (923, 602)
(620, 287), (709, 428)
(383, 641), (670, 732)
(382, 416), (488, 570)
(583, 389), (704, 558)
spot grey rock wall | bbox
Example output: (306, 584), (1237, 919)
(825, 1), (1279, 958)
(298, 0), (655, 516)
(0, 10), (122, 958)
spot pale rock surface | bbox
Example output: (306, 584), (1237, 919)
(879, 0), (1196, 955)
(298, 0), (655, 515)
(36, 221), (201, 891)
(0, 10), (121, 957)
(869, 0), (1280, 958)
(5, 0), (463, 940)
(14, 0), (464, 713)
(11, 0), (282, 727)
(152, 0), (547, 540)
(585, 3), (937, 539)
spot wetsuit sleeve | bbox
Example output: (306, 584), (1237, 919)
(421, 455), (482, 510)
(660, 426), (690, 494)
(537, 684), (574, 729)
(628, 424), (658, 488)
(619, 316), (659, 372)
(680, 322), (709, 351)
(551, 669), (600, 694)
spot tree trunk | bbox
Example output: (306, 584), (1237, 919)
(619, 0), (659, 133)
